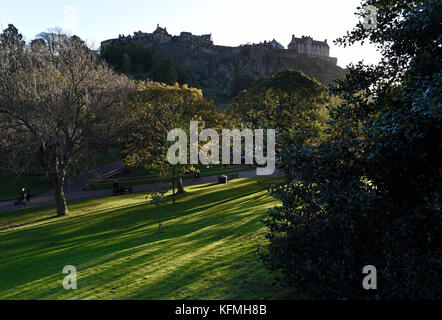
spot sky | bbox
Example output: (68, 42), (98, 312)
(1, 0), (382, 68)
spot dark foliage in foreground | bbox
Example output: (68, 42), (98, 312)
(261, 0), (441, 299)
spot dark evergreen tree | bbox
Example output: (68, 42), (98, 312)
(260, 0), (441, 299)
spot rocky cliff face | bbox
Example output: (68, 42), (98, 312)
(160, 42), (345, 98)
(104, 37), (346, 100)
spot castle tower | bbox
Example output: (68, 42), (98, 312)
(288, 35), (329, 57)
(288, 35), (297, 50)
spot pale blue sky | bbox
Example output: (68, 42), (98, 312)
(1, 0), (381, 67)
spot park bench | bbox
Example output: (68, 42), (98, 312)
(218, 173), (240, 184)
(113, 186), (133, 196)
(218, 175), (228, 184)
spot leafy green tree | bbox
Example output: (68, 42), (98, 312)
(102, 41), (182, 84)
(118, 82), (217, 203)
(231, 70), (330, 145)
(101, 41), (125, 70)
(151, 58), (178, 85)
(121, 53), (132, 74)
(260, 0), (441, 299)
(130, 45), (152, 74)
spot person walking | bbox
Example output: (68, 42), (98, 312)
(25, 190), (31, 204)
(18, 188), (26, 207)
(113, 180), (120, 195)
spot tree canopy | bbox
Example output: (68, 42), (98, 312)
(231, 70), (330, 144)
(101, 40), (197, 86)
(0, 27), (134, 216)
(118, 81), (218, 202)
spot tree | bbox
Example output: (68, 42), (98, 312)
(100, 40), (125, 71)
(151, 57), (178, 85)
(147, 190), (167, 232)
(0, 24), (24, 51)
(0, 27), (134, 216)
(101, 41), (185, 84)
(231, 70), (330, 148)
(260, 0), (441, 299)
(118, 82), (217, 204)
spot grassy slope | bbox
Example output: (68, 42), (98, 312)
(0, 178), (300, 300)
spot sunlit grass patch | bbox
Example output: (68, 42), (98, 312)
(0, 177), (300, 300)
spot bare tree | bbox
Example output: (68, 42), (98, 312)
(0, 26), (134, 216)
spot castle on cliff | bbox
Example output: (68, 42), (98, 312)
(102, 25), (332, 59)
(101, 25), (344, 98)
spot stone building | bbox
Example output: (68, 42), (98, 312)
(287, 35), (330, 57)
(102, 25), (213, 47)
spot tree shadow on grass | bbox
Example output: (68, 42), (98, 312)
(0, 215), (58, 231)
(0, 182), (265, 268)
(0, 179), (275, 299)
(191, 183), (219, 189)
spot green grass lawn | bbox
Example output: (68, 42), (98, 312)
(85, 164), (254, 191)
(0, 178), (301, 300)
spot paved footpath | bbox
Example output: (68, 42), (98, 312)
(0, 169), (266, 212)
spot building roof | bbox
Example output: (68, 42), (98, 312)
(153, 24), (169, 35)
(289, 35), (329, 48)
(270, 39), (284, 49)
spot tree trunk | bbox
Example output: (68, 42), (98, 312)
(172, 166), (176, 205)
(156, 200), (162, 232)
(177, 176), (184, 194)
(54, 171), (68, 217)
